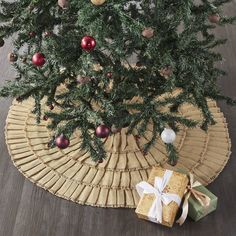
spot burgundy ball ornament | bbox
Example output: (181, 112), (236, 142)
(95, 125), (110, 138)
(81, 36), (96, 52)
(29, 31), (36, 37)
(106, 72), (113, 78)
(49, 104), (54, 110)
(44, 31), (53, 37)
(43, 115), (48, 121)
(208, 14), (221, 24)
(55, 134), (70, 149)
(32, 52), (46, 67)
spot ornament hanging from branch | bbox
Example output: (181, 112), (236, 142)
(32, 52), (46, 67)
(81, 36), (96, 52)
(95, 125), (110, 138)
(161, 128), (176, 144)
(28, 31), (36, 37)
(58, 0), (69, 9)
(55, 134), (70, 149)
(8, 52), (18, 62)
(208, 14), (221, 23)
(142, 27), (154, 39)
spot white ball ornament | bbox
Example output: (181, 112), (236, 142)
(161, 128), (176, 144)
(91, 0), (106, 6)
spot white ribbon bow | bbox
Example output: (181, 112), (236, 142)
(136, 170), (181, 223)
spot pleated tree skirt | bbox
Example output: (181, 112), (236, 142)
(5, 95), (231, 208)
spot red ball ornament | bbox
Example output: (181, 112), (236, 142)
(49, 104), (54, 110)
(208, 14), (221, 24)
(29, 31), (36, 37)
(44, 31), (52, 37)
(43, 115), (48, 121)
(95, 125), (110, 138)
(55, 134), (70, 149)
(106, 72), (113, 78)
(81, 36), (96, 52)
(32, 52), (46, 67)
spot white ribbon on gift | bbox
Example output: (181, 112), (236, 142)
(136, 170), (181, 223)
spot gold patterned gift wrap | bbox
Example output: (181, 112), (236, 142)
(135, 166), (189, 227)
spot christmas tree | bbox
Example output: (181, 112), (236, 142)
(0, 0), (235, 165)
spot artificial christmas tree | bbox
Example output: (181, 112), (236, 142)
(0, 0), (235, 166)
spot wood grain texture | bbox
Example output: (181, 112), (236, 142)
(0, 2), (236, 236)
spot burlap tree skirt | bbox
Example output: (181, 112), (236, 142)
(5, 95), (231, 208)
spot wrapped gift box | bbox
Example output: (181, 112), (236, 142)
(188, 184), (218, 221)
(135, 166), (189, 227)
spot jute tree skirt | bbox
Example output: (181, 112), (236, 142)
(5, 96), (231, 208)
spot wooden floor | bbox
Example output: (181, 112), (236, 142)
(1, 3), (236, 236)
